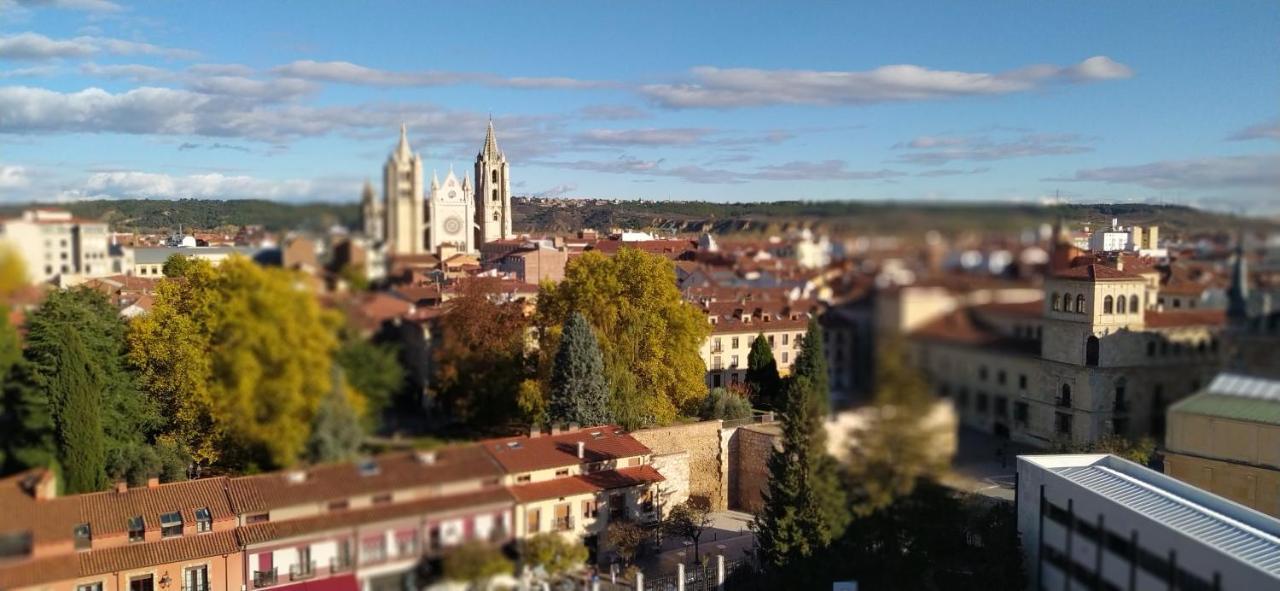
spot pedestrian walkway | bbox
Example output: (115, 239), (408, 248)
(629, 511), (755, 577)
(942, 426), (1036, 501)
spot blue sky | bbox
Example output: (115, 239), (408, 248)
(0, 0), (1277, 212)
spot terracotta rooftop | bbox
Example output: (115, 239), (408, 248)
(972, 299), (1045, 319)
(910, 308), (1040, 356)
(1053, 264), (1144, 282)
(79, 530), (240, 577)
(483, 426), (651, 474)
(1143, 309), (1226, 328)
(225, 447), (503, 514)
(0, 469), (80, 546)
(0, 554), (79, 589)
(507, 466), (665, 503)
(78, 476), (235, 537)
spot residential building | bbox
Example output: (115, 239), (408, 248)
(1017, 454), (1280, 590)
(128, 246), (261, 277)
(0, 209), (113, 284)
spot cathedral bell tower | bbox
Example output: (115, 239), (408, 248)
(384, 124), (424, 255)
(474, 119), (512, 246)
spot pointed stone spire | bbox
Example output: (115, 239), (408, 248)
(1227, 233), (1250, 322)
(395, 123), (412, 160)
(431, 169), (440, 190)
(462, 171), (471, 190)
(360, 179), (374, 200)
(480, 118), (501, 159)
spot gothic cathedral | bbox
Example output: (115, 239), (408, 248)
(360, 121), (513, 255)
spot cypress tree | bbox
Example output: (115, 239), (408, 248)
(306, 367), (364, 464)
(50, 326), (107, 493)
(0, 310), (55, 473)
(547, 312), (611, 427)
(754, 318), (848, 576)
(746, 333), (781, 409)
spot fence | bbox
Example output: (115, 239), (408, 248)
(595, 556), (756, 591)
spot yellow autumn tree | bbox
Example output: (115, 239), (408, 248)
(535, 248), (709, 427)
(128, 256), (345, 470)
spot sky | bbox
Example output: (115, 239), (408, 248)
(0, 0), (1277, 212)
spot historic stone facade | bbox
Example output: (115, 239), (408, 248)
(731, 423), (780, 514)
(632, 421), (728, 511)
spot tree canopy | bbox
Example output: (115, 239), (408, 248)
(746, 334), (781, 409)
(432, 277), (530, 428)
(547, 311), (611, 427)
(520, 533), (588, 577)
(698, 387), (753, 421)
(49, 326), (107, 494)
(129, 256), (344, 470)
(535, 248), (709, 427)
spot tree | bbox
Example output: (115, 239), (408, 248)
(605, 520), (647, 568)
(335, 337), (403, 429)
(547, 312), (611, 427)
(1054, 434), (1156, 466)
(746, 334), (781, 409)
(754, 319), (847, 573)
(664, 498), (714, 565)
(520, 533), (588, 578)
(442, 542), (513, 588)
(49, 326), (107, 493)
(433, 277), (530, 428)
(698, 387), (753, 421)
(0, 242), (27, 298)
(844, 338), (948, 517)
(162, 254), (194, 278)
(306, 368), (365, 464)
(338, 264), (369, 291)
(129, 256), (345, 470)
(535, 248), (709, 427)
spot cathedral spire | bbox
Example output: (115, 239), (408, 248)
(431, 169), (440, 189)
(480, 118), (501, 159)
(395, 123), (412, 160)
(1227, 233), (1250, 323)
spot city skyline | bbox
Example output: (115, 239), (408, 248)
(0, 1), (1277, 212)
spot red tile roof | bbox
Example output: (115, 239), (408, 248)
(78, 476), (235, 536)
(507, 466), (665, 503)
(0, 469), (83, 546)
(78, 530), (241, 576)
(0, 554), (79, 589)
(910, 309), (1040, 356)
(483, 426), (651, 474)
(1144, 310), (1226, 328)
(1053, 264), (1144, 282)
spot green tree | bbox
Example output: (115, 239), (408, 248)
(442, 542), (513, 588)
(664, 499), (714, 565)
(520, 533), (589, 578)
(535, 248), (709, 427)
(547, 312), (611, 427)
(754, 319), (848, 574)
(338, 264), (369, 291)
(1054, 434), (1156, 466)
(129, 256), (345, 470)
(335, 337), (403, 429)
(162, 254), (194, 278)
(746, 334), (781, 409)
(49, 326), (107, 493)
(306, 369), (365, 464)
(844, 339), (948, 517)
(604, 520), (647, 568)
(698, 387), (753, 421)
(433, 277), (529, 428)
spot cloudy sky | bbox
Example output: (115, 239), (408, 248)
(1, 1), (1277, 211)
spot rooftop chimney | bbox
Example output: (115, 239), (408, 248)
(115, 480), (128, 494)
(529, 425), (542, 439)
(576, 441), (585, 459)
(551, 424), (562, 435)
(147, 476), (160, 489)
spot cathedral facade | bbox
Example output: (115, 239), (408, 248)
(361, 122), (513, 255)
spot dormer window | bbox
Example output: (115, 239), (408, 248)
(127, 516), (145, 543)
(160, 511), (183, 538)
(73, 523), (91, 550)
(194, 507), (212, 533)
(358, 459), (379, 476)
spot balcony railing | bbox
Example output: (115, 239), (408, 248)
(289, 561), (316, 581)
(182, 583), (210, 591)
(1055, 395), (1072, 408)
(553, 516), (574, 532)
(329, 557), (352, 574)
(252, 569), (277, 589)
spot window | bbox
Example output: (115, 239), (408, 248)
(731, 337), (740, 349)
(527, 508), (541, 534)
(372, 493), (392, 505)
(78, 582), (103, 591)
(1061, 292), (1071, 312)
(327, 500), (349, 512)
(768, 335), (775, 347)
(1051, 293), (1060, 311)
(517, 474), (531, 483)
(730, 355), (739, 368)
(73, 523), (91, 550)
(1116, 295), (1127, 314)
(642, 489), (655, 512)
(1058, 384), (1072, 407)
(994, 396), (1008, 418)
(1130, 295), (1140, 313)
(160, 511), (183, 538)
(1075, 294), (1085, 313)
(246, 513), (269, 524)
(1014, 402), (1029, 424)
(184, 566), (209, 591)
(1085, 335), (1099, 367)
(997, 370), (1006, 385)
(782, 333), (789, 346)
(609, 494), (626, 521)
(978, 366), (988, 381)
(1018, 374), (1027, 390)
(194, 507), (212, 533)
(555, 468), (570, 478)
(781, 352), (788, 363)
(491, 170), (498, 183)
(130, 575), (154, 591)
(360, 536), (386, 564)
(975, 392), (989, 414)
(1055, 412), (1073, 436)
(127, 516), (145, 542)
(554, 503), (572, 531)
(1103, 295), (1113, 314)
(713, 337), (722, 352)
(290, 547), (314, 580)
(491, 189), (498, 202)
(582, 499), (598, 519)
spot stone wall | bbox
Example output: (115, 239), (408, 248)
(732, 423), (781, 514)
(648, 451), (690, 517)
(632, 420), (727, 510)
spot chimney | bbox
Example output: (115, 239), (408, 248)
(147, 476), (160, 489)
(551, 424), (562, 435)
(568, 422), (579, 432)
(576, 441), (585, 459)
(115, 480), (128, 494)
(529, 425), (542, 439)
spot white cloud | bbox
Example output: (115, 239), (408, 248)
(577, 104), (649, 120)
(533, 156), (902, 184)
(0, 32), (196, 61)
(1050, 154), (1280, 190)
(83, 170), (341, 200)
(1227, 120), (1280, 142)
(0, 65), (56, 78)
(186, 76), (317, 101)
(0, 165), (30, 188)
(13, 0), (122, 12)
(575, 127), (714, 146)
(79, 62), (174, 82)
(640, 56), (1134, 109)
(533, 183), (577, 197)
(270, 59), (609, 89)
(893, 132), (1092, 164)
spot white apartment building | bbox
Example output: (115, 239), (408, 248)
(1017, 454), (1280, 591)
(0, 209), (113, 284)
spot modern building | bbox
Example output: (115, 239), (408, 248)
(0, 209), (114, 284)
(1017, 454), (1280, 591)
(128, 246), (262, 277)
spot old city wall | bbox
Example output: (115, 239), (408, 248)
(632, 420), (728, 511)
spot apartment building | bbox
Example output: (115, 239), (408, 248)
(0, 209), (114, 284)
(1017, 454), (1280, 590)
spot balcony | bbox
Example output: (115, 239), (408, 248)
(182, 583), (210, 591)
(253, 569), (277, 589)
(1055, 395), (1072, 408)
(289, 561), (316, 581)
(329, 557), (353, 574)
(553, 516), (574, 532)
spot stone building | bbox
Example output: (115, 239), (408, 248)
(0, 209), (114, 284)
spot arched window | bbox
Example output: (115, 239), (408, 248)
(491, 169), (498, 183)
(1061, 292), (1071, 312)
(1059, 384), (1072, 407)
(1116, 295), (1127, 314)
(1129, 295), (1139, 313)
(492, 189), (499, 202)
(1103, 295), (1114, 314)
(1051, 293), (1060, 311)
(1075, 294), (1086, 314)
(1085, 335), (1100, 366)
(492, 210), (499, 221)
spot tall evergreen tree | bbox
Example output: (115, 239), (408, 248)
(745, 333), (781, 409)
(547, 312), (611, 427)
(50, 326), (107, 493)
(791, 318), (829, 409)
(0, 311), (55, 474)
(306, 367), (365, 464)
(754, 318), (847, 577)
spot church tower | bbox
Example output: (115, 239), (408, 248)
(384, 124), (424, 255)
(359, 179), (383, 242)
(474, 119), (512, 247)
